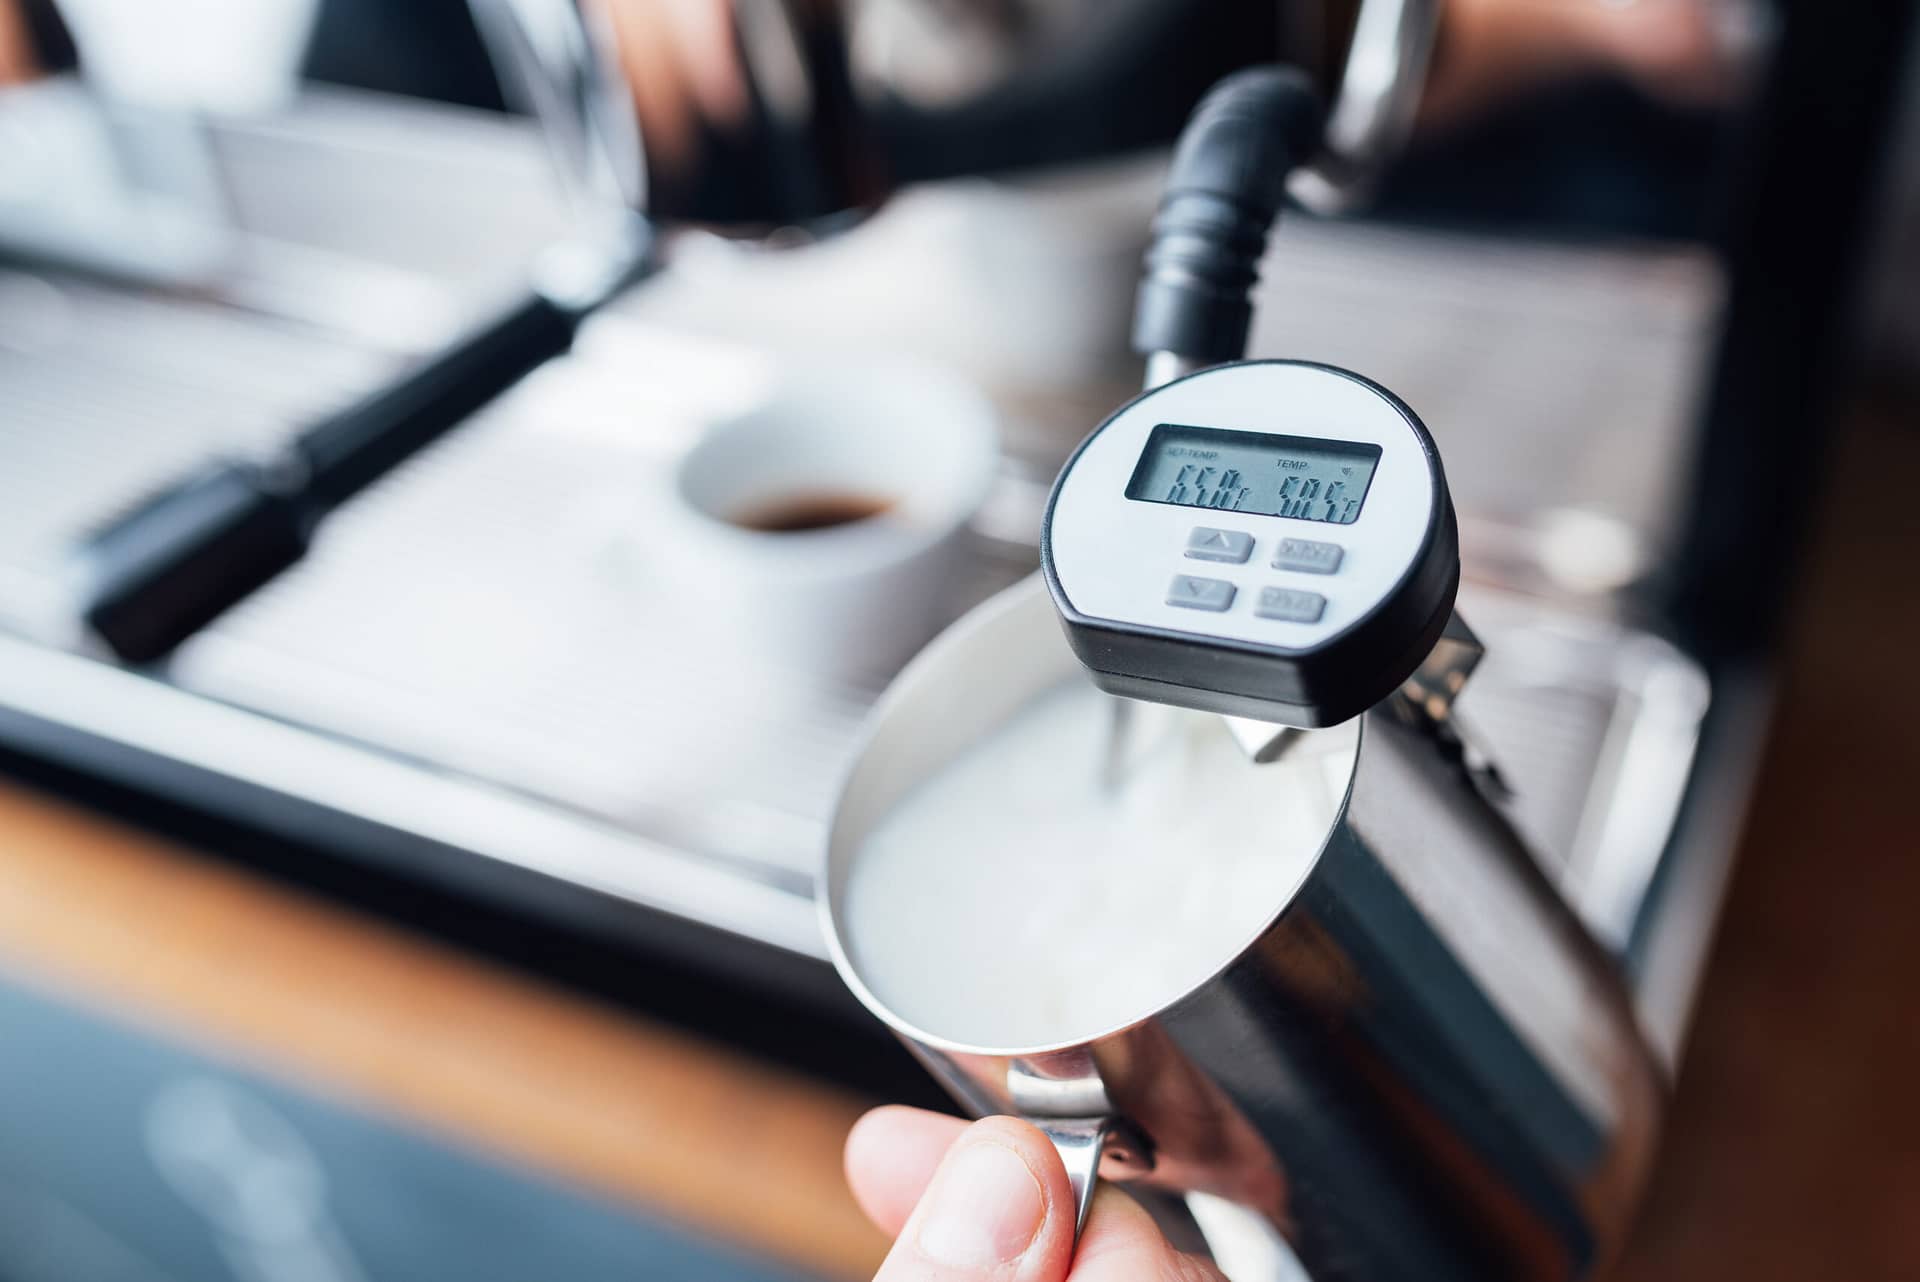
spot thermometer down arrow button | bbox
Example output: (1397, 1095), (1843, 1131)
(1167, 576), (1237, 612)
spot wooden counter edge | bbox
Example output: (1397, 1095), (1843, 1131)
(0, 781), (890, 1280)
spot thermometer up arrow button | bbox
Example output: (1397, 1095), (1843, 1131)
(1185, 527), (1254, 564)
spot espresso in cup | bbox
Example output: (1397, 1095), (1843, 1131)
(727, 491), (895, 533)
(655, 358), (998, 679)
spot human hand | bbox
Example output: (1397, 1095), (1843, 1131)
(845, 1106), (1227, 1282)
(601, 0), (749, 183)
(1424, 0), (1746, 125)
(0, 0), (39, 85)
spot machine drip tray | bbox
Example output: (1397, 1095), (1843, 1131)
(1453, 584), (1710, 950)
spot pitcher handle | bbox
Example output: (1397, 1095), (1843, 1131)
(1029, 1115), (1153, 1238)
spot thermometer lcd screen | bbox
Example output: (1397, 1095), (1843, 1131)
(1125, 424), (1383, 525)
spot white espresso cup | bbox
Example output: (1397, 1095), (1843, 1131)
(58, 0), (322, 111)
(656, 358), (999, 680)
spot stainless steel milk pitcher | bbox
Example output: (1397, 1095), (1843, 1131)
(822, 50), (1665, 1282)
(823, 577), (1664, 1282)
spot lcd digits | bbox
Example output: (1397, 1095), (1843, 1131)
(1126, 424), (1381, 526)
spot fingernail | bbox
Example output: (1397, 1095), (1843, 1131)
(915, 1140), (1047, 1270)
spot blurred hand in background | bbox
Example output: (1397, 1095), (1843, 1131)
(1423, 0), (1745, 124)
(0, 0), (1745, 207)
(603, 0), (747, 185)
(597, 0), (1744, 196)
(0, 0), (38, 84)
(0, 0), (1745, 126)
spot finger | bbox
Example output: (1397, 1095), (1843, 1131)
(845, 1105), (971, 1237)
(0, 0), (38, 85)
(1071, 1186), (1231, 1282)
(607, 0), (698, 177)
(871, 1116), (1078, 1282)
(850, 1110), (1230, 1282)
(656, 0), (747, 128)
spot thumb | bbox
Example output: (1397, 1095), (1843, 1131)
(873, 1116), (1078, 1282)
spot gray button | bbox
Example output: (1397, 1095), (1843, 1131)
(1255, 586), (1326, 623)
(1273, 538), (1344, 575)
(1186, 527), (1254, 564)
(1167, 575), (1236, 612)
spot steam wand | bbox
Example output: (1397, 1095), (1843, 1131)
(1110, 67), (1490, 769)
(1131, 66), (1323, 388)
(1129, 68), (1331, 765)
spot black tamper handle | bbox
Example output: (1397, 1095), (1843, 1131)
(76, 286), (583, 664)
(1131, 67), (1324, 366)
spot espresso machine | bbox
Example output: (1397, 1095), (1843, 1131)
(0, 3), (1912, 1278)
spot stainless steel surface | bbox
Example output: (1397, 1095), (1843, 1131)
(1288, 0), (1441, 213)
(0, 625), (830, 955)
(1618, 661), (1769, 1068)
(1454, 588), (1710, 953)
(1028, 1115), (1119, 1237)
(1184, 1191), (1303, 1282)
(466, 0), (647, 222)
(1402, 610), (1484, 725)
(1400, 610), (1512, 800)
(1221, 716), (1302, 764)
(1144, 351), (1206, 387)
(213, 91), (566, 289)
(1247, 221), (1722, 553)
(0, 80), (568, 340)
(152, 321), (1021, 883)
(823, 575), (1665, 1282)
(0, 78), (234, 286)
(0, 273), (401, 641)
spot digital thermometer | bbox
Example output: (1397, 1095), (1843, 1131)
(1042, 361), (1459, 728)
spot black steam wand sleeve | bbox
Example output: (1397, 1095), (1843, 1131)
(1130, 66), (1324, 367)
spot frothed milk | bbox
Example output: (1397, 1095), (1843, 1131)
(842, 681), (1358, 1049)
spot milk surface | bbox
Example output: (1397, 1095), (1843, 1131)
(843, 682), (1357, 1049)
